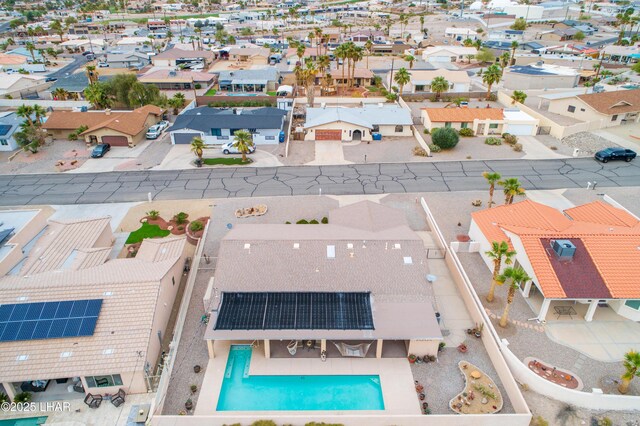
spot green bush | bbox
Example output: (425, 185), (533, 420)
(194, 83), (201, 89)
(321, 217), (328, 224)
(502, 133), (518, 144)
(0, 393), (8, 404)
(14, 392), (31, 403)
(146, 210), (160, 219)
(431, 127), (459, 149)
(309, 219), (319, 224)
(189, 220), (204, 232)
(458, 128), (474, 137)
(285, 221), (291, 224)
(174, 212), (188, 224)
(423, 128), (430, 134)
(251, 421), (277, 426)
(512, 143), (523, 152)
(296, 219), (309, 224)
(485, 137), (502, 145)
(428, 143), (442, 153)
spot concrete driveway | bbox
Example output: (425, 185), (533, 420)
(305, 140), (352, 165)
(68, 138), (158, 173)
(592, 123), (640, 151)
(520, 136), (569, 160)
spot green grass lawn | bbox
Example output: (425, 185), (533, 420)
(126, 222), (171, 244)
(266, 91), (277, 96)
(205, 88), (217, 96)
(203, 158), (252, 166)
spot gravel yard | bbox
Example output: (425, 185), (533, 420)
(562, 132), (622, 155)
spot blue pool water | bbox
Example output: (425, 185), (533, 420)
(216, 345), (385, 411)
(0, 417), (47, 426)
(226, 93), (258, 96)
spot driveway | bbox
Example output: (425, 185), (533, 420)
(153, 145), (284, 170)
(305, 140), (351, 165)
(592, 123), (640, 151)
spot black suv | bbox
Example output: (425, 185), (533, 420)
(594, 148), (636, 163)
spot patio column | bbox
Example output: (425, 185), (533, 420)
(523, 280), (533, 298)
(538, 298), (551, 322)
(321, 339), (326, 354)
(207, 339), (215, 359)
(2, 382), (16, 401)
(264, 340), (271, 359)
(376, 339), (383, 359)
(585, 300), (599, 322)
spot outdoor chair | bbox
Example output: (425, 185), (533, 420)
(84, 393), (103, 409)
(111, 388), (126, 407)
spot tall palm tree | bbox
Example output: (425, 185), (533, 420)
(16, 105), (35, 127)
(499, 51), (511, 72)
(499, 177), (525, 204)
(190, 137), (205, 162)
(335, 44), (348, 94)
(497, 267), (530, 327)
(482, 171), (501, 207)
(299, 62), (318, 105)
(365, 39), (373, 69)
(430, 76), (449, 100)
(510, 41), (519, 65)
(317, 55), (330, 75)
(52, 87), (70, 101)
(85, 65), (99, 85)
(50, 19), (64, 43)
(393, 67), (411, 96)
(232, 130), (254, 162)
(618, 350), (640, 394)
(32, 105), (46, 125)
(314, 27), (324, 56)
(404, 54), (416, 69)
(511, 90), (527, 104)
(482, 64), (502, 99)
(485, 241), (517, 303)
(25, 42), (36, 63)
(350, 46), (364, 88)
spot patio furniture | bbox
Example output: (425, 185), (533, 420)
(332, 341), (373, 358)
(554, 306), (576, 319)
(84, 393), (103, 409)
(20, 380), (50, 393)
(95, 377), (109, 387)
(287, 340), (298, 356)
(111, 388), (126, 407)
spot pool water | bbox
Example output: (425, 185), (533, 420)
(216, 345), (385, 411)
(226, 93), (258, 96)
(0, 417), (47, 426)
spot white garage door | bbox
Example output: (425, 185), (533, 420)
(506, 124), (535, 136)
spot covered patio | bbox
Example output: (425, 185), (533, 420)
(268, 339), (408, 359)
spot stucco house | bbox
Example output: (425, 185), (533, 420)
(0, 73), (49, 98)
(421, 46), (477, 63)
(103, 52), (149, 69)
(138, 69), (215, 90)
(43, 105), (164, 147)
(387, 70), (471, 94)
(304, 104), (413, 142)
(503, 63), (580, 90)
(227, 47), (270, 65)
(151, 48), (214, 68)
(218, 68), (280, 93)
(0, 112), (28, 151)
(421, 107), (538, 136)
(547, 90), (640, 127)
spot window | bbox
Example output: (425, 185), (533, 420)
(625, 300), (640, 311)
(0, 139), (7, 146)
(415, 85), (425, 91)
(210, 128), (222, 136)
(461, 122), (469, 129)
(444, 122), (452, 128)
(580, 108), (585, 112)
(265, 136), (275, 140)
(489, 123), (499, 129)
(567, 105), (576, 113)
(612, 115), (618, 121)
(372, 125), (379, 132)
(248, 128), (257, 133)
(395, 125), (403, 132)
(230, 129), (240, 135)
(85, 374), (123, 388)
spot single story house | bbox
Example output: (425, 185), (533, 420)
(6, 47), (43, 63)
(547, 89), (640, 127)
(421, 107), (538, 136)
(44, 73), (110, 100)
(0, 53), (27, 69)
(0, 73), (49, 98)
(103, 52), (149, 69)
(470, 200), (640, 322)
(444, 27), (478, 41)
(538, 27), (578, 42)
(43, 105), (164, 147)
(370, 43), (413, 55)
(227, 47), (270, 64)
(304, 104), (413, 142)
(204, 201), (442, 361)
(503, 63), (580, 90)
(138, 69), (215, 90)
(421, 46), (477, 63)
(0, 112), (27, 151)
(169, 106), (287, 145)
(218, 68), (280, 93)
(488, 29), (524, 42)
(387, 70), (471, 94)
(316, 67), (373, 88)
(151, 48), (214, 68)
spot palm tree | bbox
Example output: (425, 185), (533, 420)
(350, 46), (364, 88)
(190, 137), (205, 162)
(52, 87), (70, 100)
(335, 44), (348, 94)
(618, 350), (640, 394)
(482, 64), (502, 99)
(25, 42), (36, 63)
(497, 267), (530, 327)
(299, 62), (318, 105)
(511, 90), (527, 104)
(482, 171), (501, 207)
(83, 83), (112, 109)
(365, 39), (373, 69)
(499, 51), (511, 72)
(430, 76), (449, 100)
(394, 68), (411, 96)
(510, 41), (519, 65)
(85, 65), (99, 85)
(463, 38), (474, 47)
(232, 130), (254, 162)
(169, 92), (186, 114)
(50, 19), (64, 42)
(32, 105), (46, 125)
(314, 27), (324, 56)
(499, 177), (525, 204)
(16, 105), (35, 127)
(404, 54), (416, 69)
(485, 241), (517, 303)
(317, 55), (330, 75)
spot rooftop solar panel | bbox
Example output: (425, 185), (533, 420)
(215, 292), (374, 331)
(0, 299), (103, 342)
(0, 124), (11, 136)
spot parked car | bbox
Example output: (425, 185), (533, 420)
(156, 120), (170, 131)
(221, 141), (255, 155)
(146, 125), (162, 139)
(98, 62), (109, 68)
(45, 77), (57, 82)
(90, 143), (110, 158)
(82, 50), (95, 56)
(594, 148), (637, 163)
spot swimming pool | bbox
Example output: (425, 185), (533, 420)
(0, 417), (47, 426)
(216, 345), (385, 411)
(226, 93), (258, 96)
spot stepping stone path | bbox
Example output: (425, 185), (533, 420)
(485, 308), (545, 333)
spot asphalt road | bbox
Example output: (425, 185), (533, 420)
(47, 55), (90, 79)
(1, 158), (639, 206)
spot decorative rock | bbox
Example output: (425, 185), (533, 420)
(481, 398), (488, 405)
(471, 371), (482, 379)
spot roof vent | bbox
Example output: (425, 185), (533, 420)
(16, 296), (27, 301)
(60, 351), (72, 358)
(16, 355), (28, 361)
(327, 245), (335, 259)
(403, 256), (413, 265)
(394, 243), (401, 249)
(293, 243), (300, 249)
(551, 239), (576, 261)
(244, 243), (251, 250)
(347, 243), (353, 249)
(103, 349), (114, 355)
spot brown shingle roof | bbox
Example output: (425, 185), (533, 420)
(576, 90), (640, 115)
(43, 105), (164, 136)
(422, 108), (504, 122)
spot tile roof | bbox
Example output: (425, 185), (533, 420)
(576, 90), (640, 115)
(153, 48), (214, 60)
(43, 105), (164, 136)
(472, 200), (640, 299)
(422, 107), (504, 123)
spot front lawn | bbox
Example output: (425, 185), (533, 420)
(126, 222), (171, 244)
(266, 91), (277, 96)
(204, 88), (217, 96)
(203, 157), (252, 166)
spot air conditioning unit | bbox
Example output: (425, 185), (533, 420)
(551, 239), (576, 260)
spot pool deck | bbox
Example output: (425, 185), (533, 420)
(195, 341), (421, 416)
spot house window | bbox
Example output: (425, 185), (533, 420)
(580, 108), (585, 112)
(395, 125), (403, 132)
(85, 374), (123, 388)
(415, 85), (425, 91)
(444, 122), (452, 128)
(612, 115), (618, 121)
(0, 139), (7, 146)
(230, 129), (240, 135)
(248, 128), (257, 133)
(461, 122), (469, 129)
(489, 123), (499, 129)
(211, 128), (222, 136)
(372, 125), (380, 132)
(625, 300), (640, 311)
(265, 136), (275, 140)
(567, 105), (576, 113)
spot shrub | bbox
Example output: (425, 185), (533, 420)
(458, 128), (474, 137)
(68, 132), (78, 140)
(285, 221), (291, 224)
(428, 143), (441, 153)
(178, 226), (184, 231)
(413, 146), (428, 157)
(14, 392), (31, 403)
(485, 137), (502, 145)
(146, 210), (160, 219)
(487, 93), (497, 101)
(0, 393), (8, 404)
(251, 421), (277, 426)
(174, 212), (188, 224)
(194, 83), (201, 89)
(309, 219), (319, 224)
(423, 128), (430, 134)
(321, 216), (328, 224)
(502, 133), (518, 144)
(296, 219), (309, 224)
(431, 127), (459, 149)
(189, 220), (204, 232)
(512, 143), (523, 152)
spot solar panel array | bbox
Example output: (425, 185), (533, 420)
(215, 292), (374, 330)
(0, 299), (103, 342)
(0, 125), (12, 136)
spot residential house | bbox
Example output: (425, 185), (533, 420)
(469, 200), (640, 322)
(44, 73), (110, 100)
(6, 47), (43, 63)
(169, 106), (287, 145)
(43, 105), (164, 146)
(0, 211), (187, 401)
(151, 48), (215, 68)
(421, 107), (538, 136)
(0, 53), (27, 70)
(218, 68), (280, 93)
(0, 112), (28, 151)
(0, 73), (49, 98)
(421, 46), (478, 63)
(203, 201), (443, 361)
(304, 104), (413, 142)
(227, 47), (270, 65)
(444, 27), (478, 41)
(538, 27), (578, 42)
(138, 69), (215, 90)
(370, 43), (413, 55)
(103, 52), (149, 69)
(386, 70), (470, 94)
(488, 29), (524, 42)
(547, 89), (640, 127)
(503, 63), (580, 90)
(316, 67), (373, 88)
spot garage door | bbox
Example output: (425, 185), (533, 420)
(315, 130), (342, 141)
(101, 135), (128, 146)
(506, 124), (535, 136)
(173, 132), (200, 144)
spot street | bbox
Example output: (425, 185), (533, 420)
(0, 158), (638, 206)
(47, 54), (90, 79)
